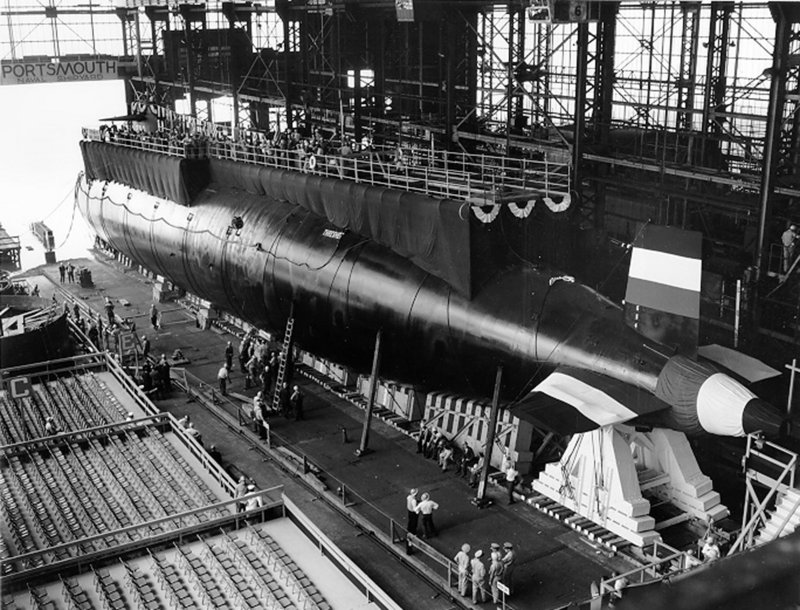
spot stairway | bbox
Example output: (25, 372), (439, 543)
(754, 487), (800, 546)
(271, 317), (295, 413)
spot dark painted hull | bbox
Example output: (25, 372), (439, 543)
(78, 176), (664, 399)
(75, 174), (783, 438)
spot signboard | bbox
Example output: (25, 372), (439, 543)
(1, 59), (122, 86)
(8, 377), (32, 399)
(497, 582), (510, 595)
(119, 332), (139, 356)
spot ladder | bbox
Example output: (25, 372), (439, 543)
(271, 316), (295, 413)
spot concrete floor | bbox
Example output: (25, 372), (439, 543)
(17, 249), (636, 610)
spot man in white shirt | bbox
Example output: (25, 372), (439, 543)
(217, 363), (229, 396)
(406, 488), (419, 537)
(416, 492), (439, 538)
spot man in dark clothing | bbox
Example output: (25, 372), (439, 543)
(104, 298), (115, 326)
(225, 341), (234, 371)
(149, 303), (159, 330)
(88, 324), (99, 347)
(260, 365), (271, 395)
(72, 303), (80, 321)
(208, 445), (223, 464)
(279, 382), (290, 417)
(157, 355), (171, 393)
(67, 263), (76, 282)
(58, 262), (66, 283)
(141, 335), (150, 359)
(290, 385), (304, 420)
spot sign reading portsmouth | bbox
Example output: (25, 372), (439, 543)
(1, 58), (121, 86)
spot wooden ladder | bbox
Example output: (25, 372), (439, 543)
(271, 316), (295, 412)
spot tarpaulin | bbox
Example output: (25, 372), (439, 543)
(209, 158), (473, 296)
(80, 141), (208, 206)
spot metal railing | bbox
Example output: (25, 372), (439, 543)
(82, 107), (571, 205)
(175, 371), (525, 610)
(729, 433), (799, 555)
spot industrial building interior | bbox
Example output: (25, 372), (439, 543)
(2, 1), (800, 609)
(3, 1), (798, 341)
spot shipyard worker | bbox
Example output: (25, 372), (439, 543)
(609, 572), (629, 606)
(217, 363), (230, 396)
(32, 284), (39, 297)
(244, 484), (264, 512)
(149, 303), (159, 330)
(501, 542), (517, 595)
(225, 341), (234, 371)
(489, 548), (505, 604)
(88, 323), (99, 348)
(104, 298), (115, 325)
(416, 492), (439, 539)
(239, 334), (252, 373)
(505, 462), (520, 505)
(253, 392), (267, 439)
(208, 444), (222, 465)
(461, 444), (476, 479)
(260, 363), (271, 395)
(701, 535), (721, 562)
(58, 262), (66, 283)
(782, 223), (798, 273)
(235, 476), (248, 513)
(501, 447), (511, 473)
(406, 488), (419, 537)
(279, 382), (290, 417)
(246, 354), (260, 390)
(44, 416), (60, 436)
(470, 550), (487, 604)
(438, 442), (454, 472)
(468, 453), (485, 488)
(157, 354), (171, 392)
(67, 263), (75, 283)
(141, 335), (150, 359)
(72, 303), (80, 320)
(454, 543), (471, 597)
(290, 385), (304, 421)
(185, 422), (202, 446)
(177, 414), (190, 427)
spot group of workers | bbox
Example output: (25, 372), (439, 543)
(453, 541), (517, 604)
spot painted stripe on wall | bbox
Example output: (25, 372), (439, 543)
(633, 225), (702, 260)
(534, 372), (638, 426)
(625, 277), (700, 319)
(628, 248), (702, 292)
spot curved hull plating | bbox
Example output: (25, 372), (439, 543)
(75, 174), (783, 438)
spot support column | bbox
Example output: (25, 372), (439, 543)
(357, 329), (382, 457)
(474, 366), (503, 508)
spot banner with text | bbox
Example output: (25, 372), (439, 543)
(1, 59), (124, 86)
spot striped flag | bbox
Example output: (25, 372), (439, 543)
(625, 225), (702, 319)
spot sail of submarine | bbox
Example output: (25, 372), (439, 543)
(74, 157), (784, 440)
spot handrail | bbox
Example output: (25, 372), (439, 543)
(729, 433), (799, 554)
(283, 494), (402, 610)
(82, 103), (571, 206)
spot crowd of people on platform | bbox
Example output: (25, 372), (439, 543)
(94, 116), (381, 179)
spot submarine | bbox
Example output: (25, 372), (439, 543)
(75, 139), (785, 441)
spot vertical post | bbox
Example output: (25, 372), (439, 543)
(357, 329), (382, 456)
(787, 359), (797, 417)
(475, 366), (503, 505)
(734, 279), (742, 348)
